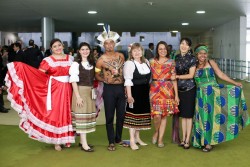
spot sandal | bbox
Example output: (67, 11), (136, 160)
(152, 131), (158, 144)
(54, 145), (62, 151)
(130, 143), (139, 150)
(158, 143), (165, 148)
(136, 140), (148, 146)
(64, 143), (71, 148)
(79, 143), (94, 148)
(116, 141), (129, 147)
(107, 143), (116, 151)
(202, 145), (213, 152)
(183, 143), (190, 149)
(179, 141), (185, 147)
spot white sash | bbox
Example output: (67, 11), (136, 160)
(47, 76), (70, 110)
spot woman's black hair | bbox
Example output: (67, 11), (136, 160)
(50, 38), (62, 48)
(180, 37), (192, 47)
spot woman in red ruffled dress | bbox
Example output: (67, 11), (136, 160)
(5, 38), (75, 151)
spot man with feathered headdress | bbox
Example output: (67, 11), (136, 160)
(95, 24), (127, 151)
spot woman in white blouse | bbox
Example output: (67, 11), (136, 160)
(123, 43), (151, 150)
(69, 42), (96, 152)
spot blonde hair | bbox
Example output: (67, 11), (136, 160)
(128, 43), (146, 63)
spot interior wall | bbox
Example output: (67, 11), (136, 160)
(0, 32), (18, 46)
(197, 16), (246, 60)
(12, 32), (181, 52)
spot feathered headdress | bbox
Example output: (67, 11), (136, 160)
(97, 24), (121, 47)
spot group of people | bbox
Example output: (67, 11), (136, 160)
(5, 26), (249, 153)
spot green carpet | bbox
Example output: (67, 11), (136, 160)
(1, 124), (250, 167)
(0, 80), (250, 167)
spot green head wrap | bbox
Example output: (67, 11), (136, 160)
(195, 46), (208, 54)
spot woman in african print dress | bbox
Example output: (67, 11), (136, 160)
(192, 44), (249, 152)
(150, 41), (179, 148)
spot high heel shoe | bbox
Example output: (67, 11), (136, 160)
(152, 131), (158, 144)
(81, 147), (94, 152)
(152, 138), (157, 144)
(157, 143), (165, 148)
(179, 141), (185, 147)
(136, 140), (148, 146)
(183, 143), (190, 149)
(202, 145), (213, 152)
(137, 141), (148, 146)
(130, 143), (139, 150)
(79, 143), (94, 148)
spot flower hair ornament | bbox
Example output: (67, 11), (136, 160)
(127, 43), (135, 53)
(97, 24), (121, 47)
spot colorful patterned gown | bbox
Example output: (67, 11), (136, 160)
(5, 55), (75, 144)
(150, 59), (179, 116)
(193, 67), (249, 148)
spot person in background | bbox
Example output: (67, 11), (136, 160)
(24, 39), (43, 68)
(93, 46), (102, 62)
(0, 45), (10, 113)
(150, 41), (179, 148)
(175, 37), (196, 149)
(144, 43), (154, 60)
(123, 43), (151, 150)
(168, 44), (176, 60)
(168, 44), (179, 144)
(40, 46), (45, 58)
(192, 44), (249, 152)
(69, 42), (96, 152)
(13, 42), (25, 63)
(44, 48), (52, 57)
(68, 47), (75, 57)
(7, 44), (15, 63)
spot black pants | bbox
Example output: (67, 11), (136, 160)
(103, 84), (126, 144)
(0, 91), (5, 110)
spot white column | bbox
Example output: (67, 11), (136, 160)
(41, 17), (54, 50)
(239, 16), (246, 61)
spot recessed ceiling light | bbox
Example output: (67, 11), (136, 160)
(172, 30), (178, 33)
(88, 11), (97, 14)
(97, 23), (104, 26)
(196, 10), (205, 14)
(146, 2), (154, 6)
(182, 23), (189, 26)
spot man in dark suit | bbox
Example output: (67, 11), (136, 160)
(0, 54), (10, 113)
(44, 48), (52, 57)
(24, 39), (43, 68)
(13, 42), (25, 63)
(144, 43), (154, 60)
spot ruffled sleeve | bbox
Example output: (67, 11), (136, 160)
(69, 55), (75, 62)
(39, 58), (50, 71)
(123, 61), (135, 86)
(69, 62), (80, 83)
